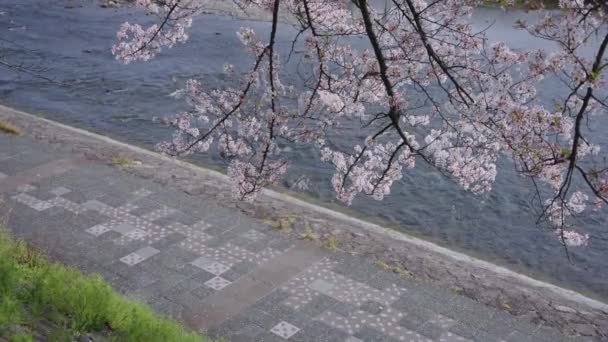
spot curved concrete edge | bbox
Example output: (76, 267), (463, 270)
(3, 104), (608, 313)
(264, 189), (608, 312)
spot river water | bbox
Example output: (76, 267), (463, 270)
(1, 0), (607, 301)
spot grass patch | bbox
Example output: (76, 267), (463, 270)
(324, 237), (340, 250)
(451, 288), (464, 295)
(263, 216), (295, 233)
(374, 259), (411, 276)
(0, 228), (211, 341)
(111, 155), (133, 167)
(0, 121), (22, 136)
(299, 228), (317, 241)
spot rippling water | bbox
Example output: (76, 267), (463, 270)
(1, 0), (607, 300)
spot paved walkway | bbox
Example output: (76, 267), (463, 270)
(0, 133), (579, 342)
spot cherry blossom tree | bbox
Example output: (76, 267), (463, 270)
(113, 0), (608, 248)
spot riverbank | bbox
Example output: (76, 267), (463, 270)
(5, 0), (606, 302)
(0, 105), (606, 340)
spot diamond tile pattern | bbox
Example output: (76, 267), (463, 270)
(204, 276), (231, 291)
(270, 321), (300, 339)
(0, 136), (570, 342)
(120, 253), (146, 266)
(85, 224), (111, 236)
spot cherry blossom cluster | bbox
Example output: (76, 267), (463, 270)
(114, 0), (608, 247)
(112, 0), (202, 63)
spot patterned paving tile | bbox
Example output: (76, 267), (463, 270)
(142, 224), (173, 243)
(428, 314), (457, 330)
(81, 199), (110, 211)
(119, 202), (139, 213)
(120, 253), (146, 266)
(143, 206), (177, 221)
(345, 336), (364, 342)
(282, 258), (406, 309)
(190, 256), (230, 275)
(85, 224), (111, 237)
(49, 186), (71, 196)
(242, 229), (266, 242)
(438, 331), (473, 342)
(0, 147), (571, 342)
(270, 321), (300, 339)
(137, 246), (161, 258)
(16, 184), (36, 193)
(174, 224), (212, 245)
(132, 188), (152, 198)
(204, 276), (231, 291)
(12, 193), (53, 211)
(123, 228), (148, 240)
(113, 222), (137, 235)
(276, 257), (438, 340)
(181, 242), (241, 267)
(119, 246), (160, 266)
(309, 278), (335, 294)
(48, 197), (85, 214)
(202, 261), (230, 276)
(191, 256), (216, 269)
(190, 220), (212, 231)
(359, 300), (385, 315)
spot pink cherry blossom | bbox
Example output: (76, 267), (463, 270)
(114, 0), (608, 246)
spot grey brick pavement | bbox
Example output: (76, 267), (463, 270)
(0, 134), (583, 342)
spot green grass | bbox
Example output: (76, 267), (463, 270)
(0, 121), (22, 136)
(0, 228), (211, 341)
(373, 259), (411, 277)
(323, 237), (340, 251)
(111, 155), (133, 167)
(299, 228), (317, 241)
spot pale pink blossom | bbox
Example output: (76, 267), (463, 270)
(114, 0), (608, 246)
